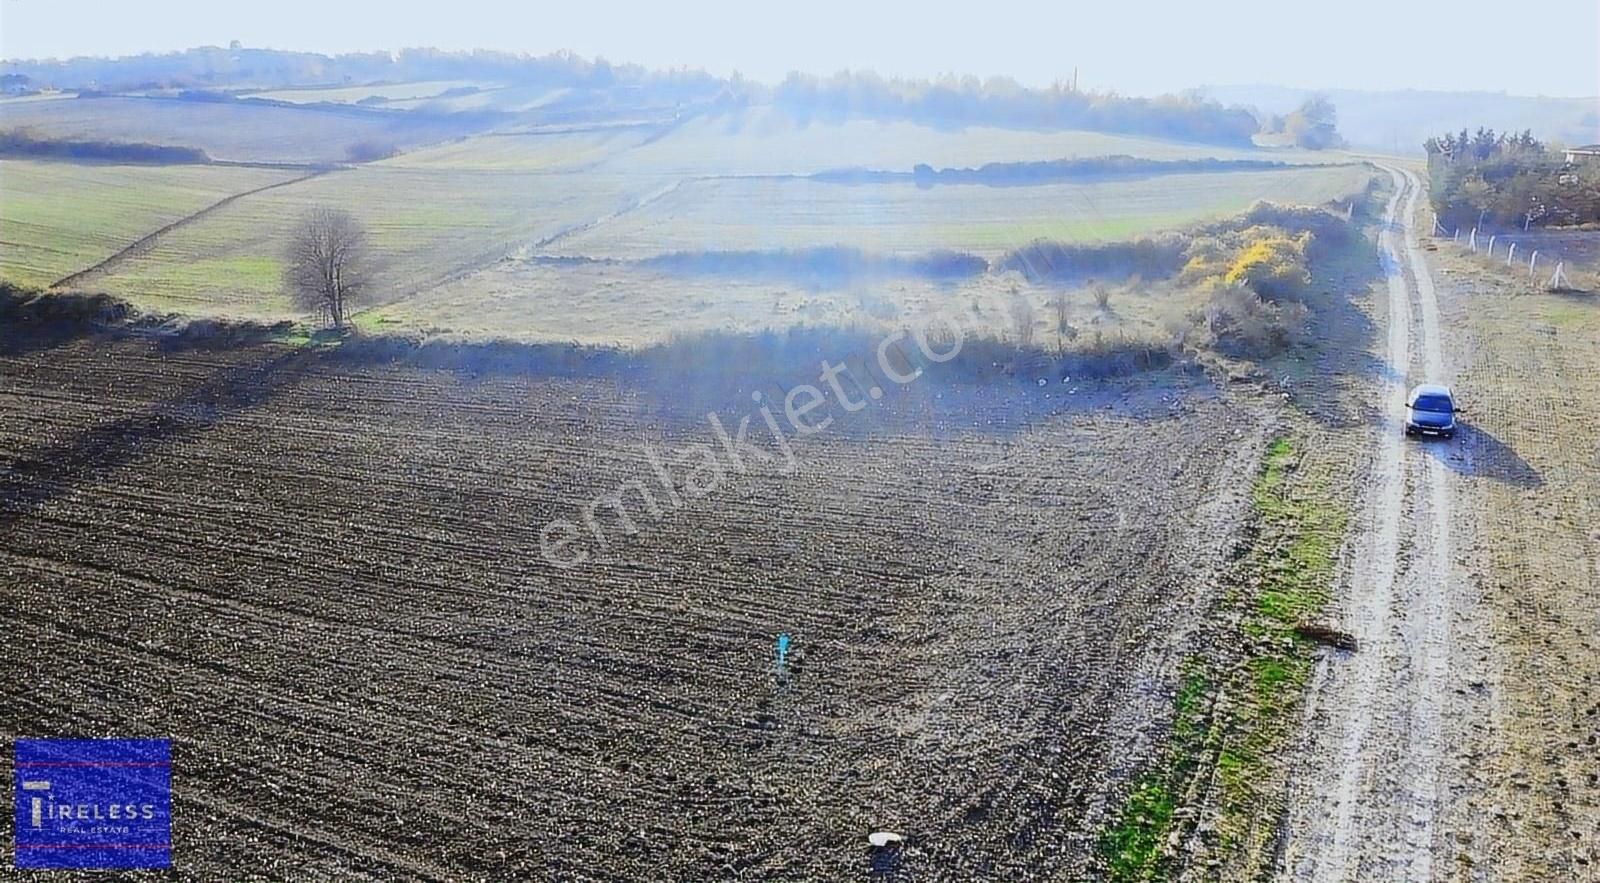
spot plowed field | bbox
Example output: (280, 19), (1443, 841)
(1, 336), (1272, 878)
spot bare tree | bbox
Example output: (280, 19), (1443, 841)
(283, 208), (372, 328)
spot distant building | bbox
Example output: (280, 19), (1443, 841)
(1564, 145), (1600, 165)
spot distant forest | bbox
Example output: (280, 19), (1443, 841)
(2, 46), (1260, 146)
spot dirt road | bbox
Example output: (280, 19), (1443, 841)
(1278, 165), (1481, 880)
(1281, 164), (1600, 881)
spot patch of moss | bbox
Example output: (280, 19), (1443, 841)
(1100, 662), (1215, 881)
(1097, 432), (1348, 878)
(1214, 433), (1345, 854)
(1102, 775), (1177, 881)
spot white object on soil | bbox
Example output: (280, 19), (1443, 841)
(868, 832), (904, 848)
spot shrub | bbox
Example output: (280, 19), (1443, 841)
(1007, 288), (1037, 347)
(0, 128), (209, 164)
(1228, 202), (1350, 257)
(345, 140), (398, 163)
(0, 283), (129, 325)
(1192, 281), (1308, 357)
(997, 234), (1188, 283)
(1178, 236), (1231, 284)
(1223, 234), (1311, 301)
(642, 246), (987, 283)
(907, 249), (989, 278)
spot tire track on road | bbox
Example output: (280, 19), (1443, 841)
(1315, 164), (1414, 878)
(1396, 166), (1455, 883)
(1281, 164), (1463, 881)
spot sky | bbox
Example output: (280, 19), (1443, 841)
(1, 0), (1596, 97)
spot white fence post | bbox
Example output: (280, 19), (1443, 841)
(1529, 250), (1539, 279)
(1469, 228), (1478, 251)
(1549, 261), (1567, 290)
(1488, 235), (1497, 258)
(1507, 243), (1517, 265)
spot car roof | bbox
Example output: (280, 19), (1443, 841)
(1409, 383), (1453, 398)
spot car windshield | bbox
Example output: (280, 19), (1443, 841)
(1414, 395), (1453, 413)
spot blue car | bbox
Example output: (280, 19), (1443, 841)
(1405, 384), (1458, 439)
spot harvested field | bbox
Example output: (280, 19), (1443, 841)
(0, 334), (1273, 878)
(546, 166), (1374, 259)
(0, 96), (480, 164)
(588, 111), (1333, 176)
(0, 159), (304, 288)
(381, 128), (665, 172)
(387, 85), (575, 114)
(246, 80), (493, 105)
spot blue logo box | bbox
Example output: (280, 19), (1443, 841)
(13, 739), (171, 869)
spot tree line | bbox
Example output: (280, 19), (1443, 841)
(766, 71), (1259, 144)
(1425, 128), (1600, 229)
(4, 46), (1267, 146)
(0, 129), (209, 164)
(809, 155), (1291, 187)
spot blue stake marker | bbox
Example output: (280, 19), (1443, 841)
(775, 633), (791, 670)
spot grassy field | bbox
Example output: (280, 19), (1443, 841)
(0, 92), (77, 106)
(85, 166), (676, 316)
(548, 165), (1374, 259)
(381, 126), (663, 171)
(0, 159), (304, 287)
(4, 86), (1371, 339)
(0, 95), (476, 164)
(246, 80), (491, 105)
(381, 118), (1323, 177)
(586, 109), (1334, 176)
(390, 84), (571, 113)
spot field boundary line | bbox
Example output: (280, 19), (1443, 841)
(49, 167), (345, 291)
(357, 173), (696, 322)
(526, 177), (693, 253)
(346, 117), (692, 322)
(205, 158), (336, 172)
